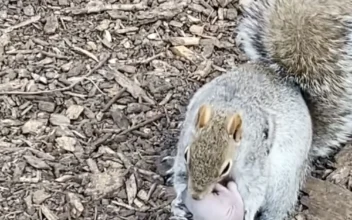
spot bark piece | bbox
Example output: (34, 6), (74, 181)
(301, 176), (352, 220)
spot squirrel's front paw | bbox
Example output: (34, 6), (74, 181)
(162, 155), (175, 163)
(164, 167), (174, 186)
(161, 156), (175, 186)
(170, 198), (192, 220)
(169, 207), (192, 220)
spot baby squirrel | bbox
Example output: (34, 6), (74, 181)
(166, 0), (352, 219)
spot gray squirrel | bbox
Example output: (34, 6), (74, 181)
(165, 0), (352, 219)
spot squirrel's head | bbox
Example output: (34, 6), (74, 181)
(185, 104), (243, 200)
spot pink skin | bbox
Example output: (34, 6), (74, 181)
(185, 181), (245, 220)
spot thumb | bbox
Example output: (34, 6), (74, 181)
(227, 181), (244, 204)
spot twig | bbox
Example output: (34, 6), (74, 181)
(71, 45), (99, 62)
(83, 77), (107, 95)
(137, 168), (164, 182)
(94, 206), (98, 220)
(1, 14), (41, 33)
(101, 87), (127, 112)
(40, 50), (70, 60)
(212, 64), (227, 72)
(6, 49), (70, 60)
(90, 133), (113, 152)
(111, 201), (138, 211)
(6, 49), (36, 55)
(0, 53), (111, 95)
(125, 52), (164, 65)
(64, 38), (99, 62)
(115, 27), (139, 34)
(148, 199), (172, 211)
(110, 68), (156, 105)
(116, 114), (164, 137)
(59, 16), (67, 30)
(63, 91), (87, 98)
(116, 151), (133, 169)
(99, 114), (164, 135)
(111, 199), (172, 212)
(68, 2), (148, 15)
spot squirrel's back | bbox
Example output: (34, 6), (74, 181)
(236, 0), (352, 158)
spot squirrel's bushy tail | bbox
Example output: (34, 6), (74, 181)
(236, 0), (352, 158)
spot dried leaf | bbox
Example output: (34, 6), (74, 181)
(96, 19), (110, 31)
(137, 189), (149, 202)
(24, 155), (51, 170)
(189, 25), (204, 35)
(33, 189), (51, 204)
(168, 37), (200, 46)
(22, 119), (46, 134)
(38, 101), (56, 113)
(85, 169), (126, 200)
(191, 59), (213, 79)
(86, 158), (100, 173)
(55, 175), (74, 183)
(41, 205), (59, 220)
(44, 14), (59, 34)
(170, 46), (204, 64)
(126, 173), (137, 205)
(111, 68), (155, 105)
(50, 114), (70, 126)
(67, 192), (84, 218)
(29, 148), (55, 161)
(56, 136), (77, 152)
(66, 105), (84, 120)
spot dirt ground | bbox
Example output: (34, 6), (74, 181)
(1, 0), (352, 220)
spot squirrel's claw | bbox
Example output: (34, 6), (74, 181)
(162, 155), (175, 163)
(164, 167), (174, 186)
(166, 167), (174, 175)
(161, 155), (175, 186)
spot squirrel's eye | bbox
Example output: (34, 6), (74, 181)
(221, 162), (231, 176)
(263, 127), (269, 139)
(184, 147), (189, 162)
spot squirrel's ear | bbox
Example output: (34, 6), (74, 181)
(226, 113), (243, 142)
(196, 105), (212, 129)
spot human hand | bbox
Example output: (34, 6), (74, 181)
(184, 181), (244, 220)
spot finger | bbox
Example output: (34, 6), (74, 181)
(214, 183), (229, 194)
(227, 181), (239, 193)
(227, 181), (244, 205)
(185, 192), (215, 215)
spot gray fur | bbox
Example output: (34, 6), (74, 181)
(169, 0), (352, 218)
(169, 63), (312, 220)
(236, 0), (352, 158)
